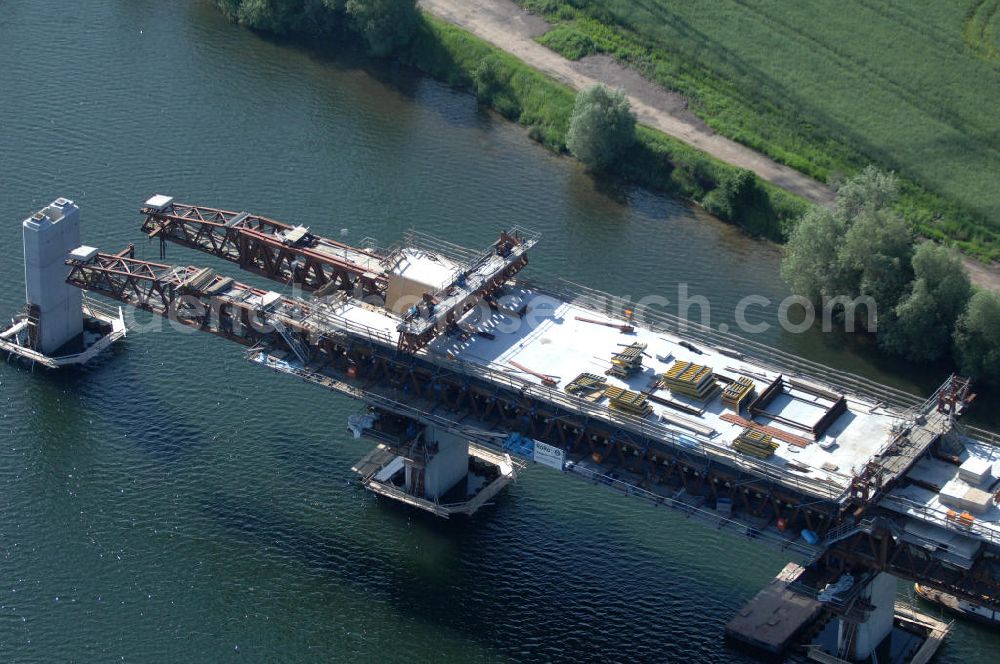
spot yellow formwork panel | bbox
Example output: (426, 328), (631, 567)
(663, 360), (713, 388)
(603, 386), (653, 416)
(732, 426), (778, 458)
(722, 376), (754, 408)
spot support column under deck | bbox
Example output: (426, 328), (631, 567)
(837, 572), (897, 661)
(405, 428), (470, 501)
(351, 414), (519, 518)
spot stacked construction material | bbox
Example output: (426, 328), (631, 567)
(661, 360), (717, 400)
(721, 376), (755, 411)
(940, 478), (994, 515)
(959, 456), (993, 485)
(179, 267), (216, 294)
(937, 457), (997, 515)
(606, 342), (647, 378)
(604, 385), (653, 417)
(565, 372), (608, 398)
(732, 428), (779, 459)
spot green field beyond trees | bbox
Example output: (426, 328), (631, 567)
(520, 0), (1000, 259)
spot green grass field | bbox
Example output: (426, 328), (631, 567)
(519, 0), (1000, 258)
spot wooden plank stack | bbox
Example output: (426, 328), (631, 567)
(660, 360), (717, 400)
(604, 385), (653, 417)
(732, 428), (779, 459)
(606, 342), (647, 378)
(721, 376), (755, 411)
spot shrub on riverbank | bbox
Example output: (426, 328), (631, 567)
(954, 291), (1000, 381)
(345, 0), (419, 56)
(215, 0), (339, 35)
(880, 243), (971, 363)
(537, 26), (597, 61)
(783, 168), (916, 330)
(214, 0), (418, 56)
(566, 84), (636, 170)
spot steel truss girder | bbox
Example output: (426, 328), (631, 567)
(141, 201), (388, 297)
(822, 523), (1000, 612)
(65, 248), (312, 354)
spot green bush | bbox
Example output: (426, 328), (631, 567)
(840, 207), (914, 317)
(537, 26), (598, 60)
(781, 207), (850, 302)
(472, 56), (522, 118)
(879, 243), (971, 362)
(702, 169), (779, 238)
(566, 84), (636, 169)
(345, 0), (418, 56)
(782, 168), (914, 328)
(954, 291), (1000, 382)
(217, 0), (351, 34)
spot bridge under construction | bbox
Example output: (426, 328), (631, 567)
(5, 195), (1000, 662)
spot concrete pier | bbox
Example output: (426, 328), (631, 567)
(22, 198), (83, 353)
(728, 565), (953, 663)
(405, 428), (470, 500)
(836, 572), (896, 661)
(1, 198), (125, 368)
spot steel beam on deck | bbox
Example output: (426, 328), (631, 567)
(140, 200), (388, 298)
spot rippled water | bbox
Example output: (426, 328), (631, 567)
(0, 1), (997, 661)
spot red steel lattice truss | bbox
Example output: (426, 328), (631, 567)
(140, 201), (388, 298)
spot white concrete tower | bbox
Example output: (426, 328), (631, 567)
(404, 429), (471, 501)
(838, 572), (897, 660)
(22, 198), (83, 353)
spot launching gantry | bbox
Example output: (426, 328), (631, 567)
(27, 194), (1000, 662)
(139, 196), (388, 299)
